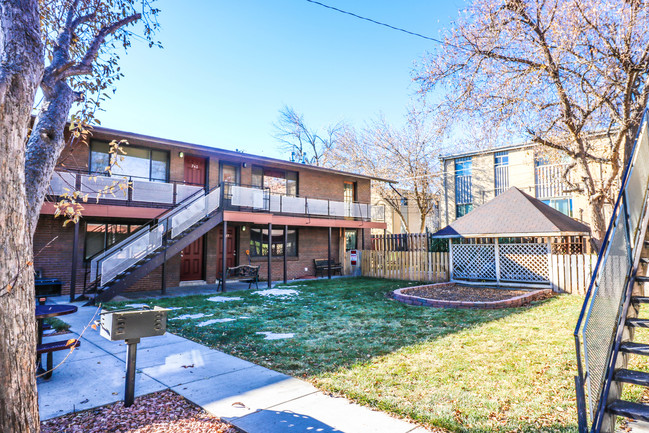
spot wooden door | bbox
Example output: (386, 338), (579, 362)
(217, 226), (237, 276)
(180, 236), (204, 281)
(184, 155), (206, 186)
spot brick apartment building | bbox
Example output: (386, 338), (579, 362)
(34, 126), (389, 301)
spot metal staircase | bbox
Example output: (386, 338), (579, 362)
(80, 184), (223, 304)
(575, 112), (649, 432)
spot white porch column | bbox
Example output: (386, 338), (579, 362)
(448, 239), (454, 281)
(494, 237), (501, 285)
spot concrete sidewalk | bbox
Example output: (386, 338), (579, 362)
(38, 300), (427, 433)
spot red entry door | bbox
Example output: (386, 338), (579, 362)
(180, 236), (204, 281)
(184, 155), (206, 186)
(217, 226), (236, 276)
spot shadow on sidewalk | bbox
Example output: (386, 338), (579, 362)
(234, 409), (342, 432)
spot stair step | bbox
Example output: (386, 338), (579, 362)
(632, 296), (649, 304)
(640, 257), (649, 264)
(627, 318), (649, 328)
(637, 276), (649, 284)
(607, 399), (649, 422)
(614, 369), (649, 387)
(620, 342), (649, 356)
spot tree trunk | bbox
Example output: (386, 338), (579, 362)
(588, 197), (608, 246)
(0, 1), (43, 432)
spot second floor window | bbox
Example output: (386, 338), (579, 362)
(494, 151), (509, 196)
(90, 140), (168, 182)
(535, 157), (570, 199)
(455, 157), (472, 217)
(252, 166), (298, 196)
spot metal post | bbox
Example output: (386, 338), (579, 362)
(161, 261), (167, 295)
(283, 225), (288, 283)
(69, 221), (80, 302)
(361, 228), (365, 250)
(124, 338), (140, 408)
(268, 222), (272, 288)
(328, 226), (332, 279)
(221, 221), (227, 292)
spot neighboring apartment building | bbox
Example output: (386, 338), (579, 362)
(371, 189), (439, 234)
(439, 141), (615, 229)
(35, 126), (389, 301)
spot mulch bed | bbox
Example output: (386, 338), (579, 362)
(402, 285), (533, 302)
(40, 390), (237, 433)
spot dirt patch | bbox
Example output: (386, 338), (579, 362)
(403, 285), (531, 302)
(40, 389), (236, 433)
(393, 283), (553, 309)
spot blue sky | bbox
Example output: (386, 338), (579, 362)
(98, 0), (465, 160)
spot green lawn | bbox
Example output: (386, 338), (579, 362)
(109, 277), (584, 432)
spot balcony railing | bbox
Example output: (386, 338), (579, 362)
(224, 183), (384, 222)
(48, 170), (204, 207)
(49, 172), (385, 222)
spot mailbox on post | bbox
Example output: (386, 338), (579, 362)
(99, 307), (169, 407)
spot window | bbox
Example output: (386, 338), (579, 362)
(542, 198), (573, 217)
(249, 226), (297, 256)
(455, 157), (472, 218)
(344, 182), (355, 203)
(89, 140), (168, 182)
(535, 157), (570, 199)
(251, 166), (298, 196)
(345, 230), (357, 251)
(84, 222), (142, 259)
(494, 151), (509, 196)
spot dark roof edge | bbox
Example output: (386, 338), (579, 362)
(89, 125), (397, 184)
(439, 130), (617, 161)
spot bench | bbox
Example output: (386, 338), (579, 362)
(314, 259), (342, 277)
(37, 339), (80, 379)
(217, 265), (260, 291)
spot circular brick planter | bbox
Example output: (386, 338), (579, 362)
(392, 282), (553, 309)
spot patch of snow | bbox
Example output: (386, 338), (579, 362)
(207, 296), (243, 303)
(197, 318), (236, 327)
(253, 289), (299, 297)
(256, 331), (295, 340)
(239, 316), (251, 319)
(169, 313), (212, 321)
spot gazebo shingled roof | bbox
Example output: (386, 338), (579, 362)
(433, 187), (591, 238)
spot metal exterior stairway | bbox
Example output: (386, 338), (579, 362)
(575, 112), (649, 432)
(80, 185), (223, 304)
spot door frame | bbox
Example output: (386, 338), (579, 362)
(217, 225), (239, 276)
(219, 161), (241, 185)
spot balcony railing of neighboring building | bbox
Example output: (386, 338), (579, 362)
(535, 162), (572, 199)
(48, 171), (385, 223)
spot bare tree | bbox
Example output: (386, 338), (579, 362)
(329, 109), (440, 233)
(0, 1), (158, 431)
(416, 0), (649, 240)
(274, 105), (343, 166)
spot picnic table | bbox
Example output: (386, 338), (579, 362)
(35, 304), (79, 379)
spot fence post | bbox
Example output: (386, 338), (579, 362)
(547, 238), (555, 292)
(495, 238), (501, 285)
(448, 239), (454, 281)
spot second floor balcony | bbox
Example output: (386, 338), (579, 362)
(48, 171), (385, 222)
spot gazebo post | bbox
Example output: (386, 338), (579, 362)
(546, 237), (555, 292)
(494, 237), (501, 286)
(448, 239), (454, 281)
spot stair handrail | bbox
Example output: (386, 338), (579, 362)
(574, 109), (649, 432)
(85, 187), (205, 266)
(90, 183), (223, 288)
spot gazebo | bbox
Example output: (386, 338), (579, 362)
(433, 187), (591, 288)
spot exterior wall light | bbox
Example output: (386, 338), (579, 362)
(179, 152), (184, 158)
(242, 162), (248, 168)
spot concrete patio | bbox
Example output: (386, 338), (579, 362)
(38, 297), (427, 433)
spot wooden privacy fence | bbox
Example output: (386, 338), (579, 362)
(347, 249), (597, 294)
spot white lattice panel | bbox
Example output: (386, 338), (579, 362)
(499, 243), (550, 282)
(452, 244), (497, 280)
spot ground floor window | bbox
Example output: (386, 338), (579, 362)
(84, 222), (142, 260)
(456, 204), (473, 218)
(249, 226), (297, 257)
